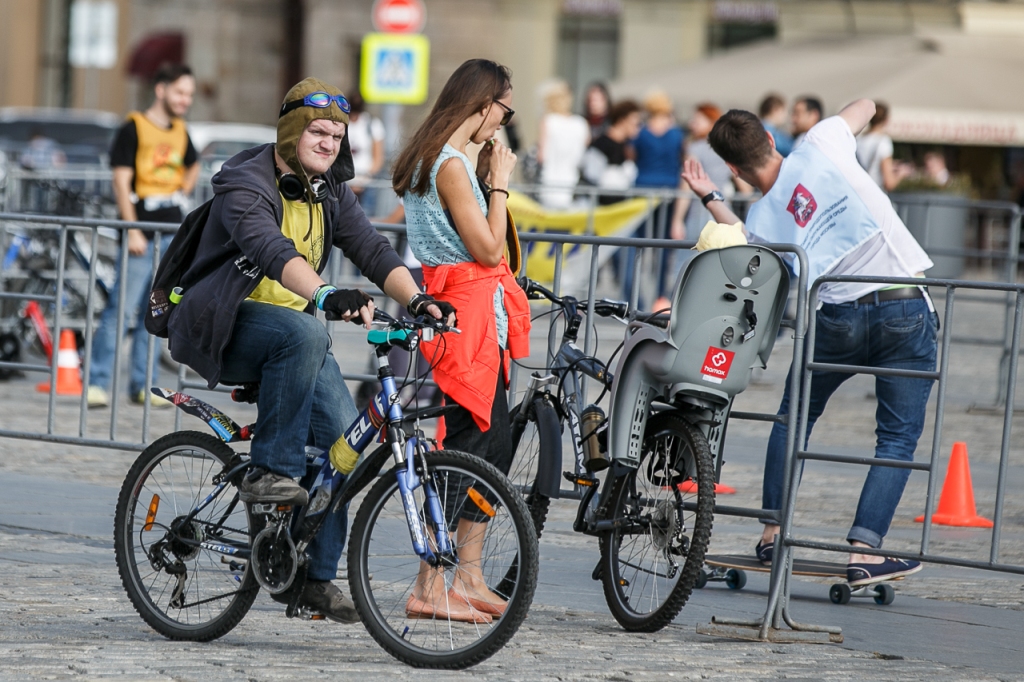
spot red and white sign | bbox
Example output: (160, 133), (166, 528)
(372, 0), (426, 34)
(786, 183), (817, 228)
(700, 346), (735, 384)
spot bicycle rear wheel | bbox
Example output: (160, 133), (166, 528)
(114, 431), (258, 641)
(508, 397), (561, 537)
(348, 449), (538, 669)
(599, 413), (714, 631)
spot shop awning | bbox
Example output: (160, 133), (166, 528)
(612, 32), (1024, 146)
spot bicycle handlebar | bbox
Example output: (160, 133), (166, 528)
(371, 309), (461, 335)
(517, 276), (670, 327)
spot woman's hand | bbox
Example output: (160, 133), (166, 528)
(488, 140), (517, 189)
(476, 139), (493, 185)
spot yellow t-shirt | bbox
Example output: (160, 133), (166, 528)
(247, 193), (325, 311)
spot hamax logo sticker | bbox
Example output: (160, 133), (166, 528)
(700, 346), (735, 384)
(787, 183), (817, 227)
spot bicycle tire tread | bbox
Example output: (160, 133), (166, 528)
(599, 414), (715, 632)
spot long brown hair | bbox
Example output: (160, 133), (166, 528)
(393, 59), (512, 197)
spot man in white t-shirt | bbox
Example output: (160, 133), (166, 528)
(682, 100), (936, 587)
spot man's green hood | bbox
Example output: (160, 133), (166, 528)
(277, 77), (355, 191)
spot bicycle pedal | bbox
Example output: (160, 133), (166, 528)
(591, 561), (603, 581)
(563, 471), (598, 487)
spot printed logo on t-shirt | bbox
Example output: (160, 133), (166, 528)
(786, 183), (817, 228)
(700, 346), (735, 384)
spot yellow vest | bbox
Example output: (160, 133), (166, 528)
(247, 193), (325, 311)
(127, 111), (190, 198)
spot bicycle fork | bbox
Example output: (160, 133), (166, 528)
(393, 435), (455, 567)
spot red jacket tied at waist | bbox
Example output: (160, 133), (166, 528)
(420, 258), (531, 431)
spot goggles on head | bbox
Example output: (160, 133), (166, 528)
(279, 91), (352, 118)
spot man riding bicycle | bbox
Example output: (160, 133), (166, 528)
(166, 77), (454, 623)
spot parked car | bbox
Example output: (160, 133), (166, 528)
(187, 122), (277, 173)
(0, 107), (121, 167)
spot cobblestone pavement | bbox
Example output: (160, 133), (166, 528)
(2, 272), (1023, 679)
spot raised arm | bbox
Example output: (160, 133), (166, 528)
(680, 158), (742, 227)
(837, 99), (877, 136)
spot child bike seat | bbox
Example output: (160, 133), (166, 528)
(608, 245), (789, 466)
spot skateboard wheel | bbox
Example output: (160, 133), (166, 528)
(829, 583), (852, 605)
(695, 569), (708, 589)
(873, 583), (895, 605)
(725, 568), (746, 590)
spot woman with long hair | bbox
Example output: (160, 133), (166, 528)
(393, 59), (531, 623)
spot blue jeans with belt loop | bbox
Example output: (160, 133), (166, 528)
(220, 301), (359, 582)
(761, 294), (938, 549)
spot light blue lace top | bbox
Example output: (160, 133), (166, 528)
(405, 144), (507, 348)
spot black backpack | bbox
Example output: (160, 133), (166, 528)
(145, 199), (214, 338)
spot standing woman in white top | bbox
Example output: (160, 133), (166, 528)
(856, 102), (911, 192)
(537, 80), (590, 209)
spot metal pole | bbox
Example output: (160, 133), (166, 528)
(109, 228), (130, 440)
(989, 290), (1023, 563)
(141, 231), (164, 444)
(996, 210), (1021, 406)
(46, 226), (70, 434)
(920, 285), (955, 555)
(547, 247), (564, 365)
(78, 226), (99, 436)
(581, 244), (600, 401)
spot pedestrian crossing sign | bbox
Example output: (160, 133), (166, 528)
(360, 33), (430, 105)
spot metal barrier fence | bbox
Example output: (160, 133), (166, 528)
(2, 208), (1023, 648)
(703, 273), (1024, 644)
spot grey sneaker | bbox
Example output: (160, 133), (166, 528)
(238, 468), (308, 505)
(271, 580), (360, 623)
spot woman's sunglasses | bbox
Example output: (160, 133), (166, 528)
(280, 92), (352, 118)
(493, 99), (515, 127)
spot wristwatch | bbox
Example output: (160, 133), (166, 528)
(701, 190), (725, 207)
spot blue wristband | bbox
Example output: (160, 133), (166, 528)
(312, 284), (337, 311)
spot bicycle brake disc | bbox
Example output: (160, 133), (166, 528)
(251, 526), (298, 594)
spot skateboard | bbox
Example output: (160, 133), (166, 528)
(696, 554), (898, 605)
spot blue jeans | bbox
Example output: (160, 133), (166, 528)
(220, 301), (359, 582)
(762, 295), (938, 548)
(89, 235), (173, 396)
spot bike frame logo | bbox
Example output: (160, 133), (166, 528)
(700, 346), (735, 384)
(787, 183), (817, 227)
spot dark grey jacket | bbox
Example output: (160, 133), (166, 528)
(167, 143), (404, 387)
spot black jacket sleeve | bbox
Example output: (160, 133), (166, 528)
(328, 183), (404, 291)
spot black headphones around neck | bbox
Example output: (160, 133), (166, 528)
(277, 167), (328, 204)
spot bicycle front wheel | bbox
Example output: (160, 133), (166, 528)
(508, 396), (561, 537)
(114, 431), (258, 641)
(599, 413), (714, 631)
(348, 449), (538, 669)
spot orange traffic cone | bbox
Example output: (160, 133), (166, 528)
(915, 442), (993, 528)
(36, 329), (83, 396)
(678, 479), (736, 495)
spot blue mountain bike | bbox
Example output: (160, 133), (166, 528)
(113, 311), (539, 669)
